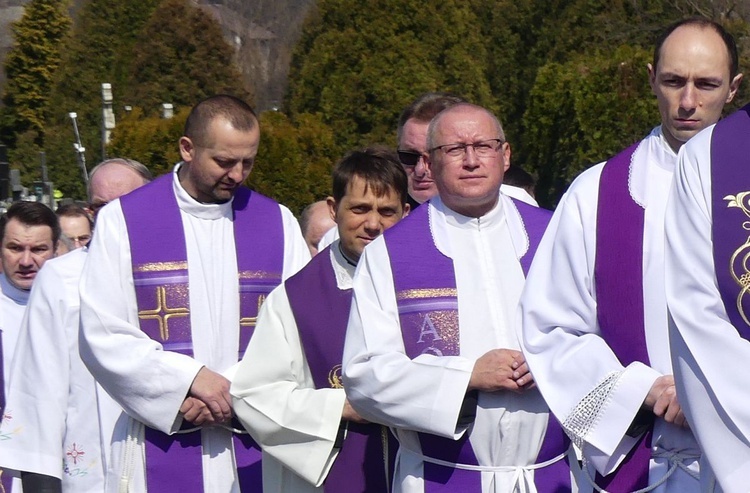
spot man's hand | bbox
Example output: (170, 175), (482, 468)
(180, 397), (216, 426)
(468, 349), (534, 393)
(342, 399), (369, 424)
(188, 367), (232, 423)
(643, 375), (687, 427)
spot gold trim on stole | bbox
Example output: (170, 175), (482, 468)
(725, 192), (750, 326)
(133, 261), (188, 273)
(396, 288), (458, 301)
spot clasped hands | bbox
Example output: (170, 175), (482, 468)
(180, 367), (233, 426)
(468, 348), (535, 393)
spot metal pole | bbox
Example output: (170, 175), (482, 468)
(69, 112), (89, 188)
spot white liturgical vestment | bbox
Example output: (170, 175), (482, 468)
(343, 195), (570, 493)
(0, 272), (28, 491)
(520, 127), (700, 492)
(665, 123), (750, 493)
(232, 242), (354, 492)
(0, 272), (28, 396)
(0, 248), (121, 491)
(79, 167), (309, 493)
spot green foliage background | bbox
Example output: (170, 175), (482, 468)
(2, 0), (750, 210)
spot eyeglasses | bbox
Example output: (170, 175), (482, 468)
(66, 234), (92, 245)
(397, 150), (423, 167)
(429, 139), (504, 160)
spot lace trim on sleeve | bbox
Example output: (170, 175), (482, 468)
(561, 370), (622, 449)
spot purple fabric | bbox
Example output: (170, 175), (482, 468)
(287, 247), (353, 390)
(593, 142), (651, 491)
(286, 246), (393, 492)
(233, 423), (264, 489)
(511, 198), (553, 276)
(383, 201), (567, 492)
(120, 173), (284, 491)
(233, 186), (284, 358)
(144, 426), (203, 492)
(0, 469), (12, 493)
(595, 142), (651, 367)
(711, 104), (750, 340)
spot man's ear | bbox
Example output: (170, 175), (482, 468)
(326, 196), (338, 223)
(727, 72), (744, 103)
(179, 136), (195, 163)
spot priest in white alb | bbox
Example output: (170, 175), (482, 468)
(79, 95), (309, 493)
(665, 101), (750, 492)
(343, 103), (576, 492)
(0, 159), (152, 492)
(232, 147), (410, 492)
(519, 18), (742, 493)
(0, 201), (59, 491)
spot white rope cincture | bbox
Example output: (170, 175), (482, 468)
(120, 418), (144, 493)
(403, 445), (566, 493)
(582, 450), (700, 493)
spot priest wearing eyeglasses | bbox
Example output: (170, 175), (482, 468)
(343, 103), (577, 492)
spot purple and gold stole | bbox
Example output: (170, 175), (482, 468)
(710, 105), (750, 341)
(594, 141), (653, 492)
(383, 200), (570, 492)
(286, 246), (396, 492)
(120, 173), (284, 492)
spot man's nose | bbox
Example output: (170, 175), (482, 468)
(19, 249), (33, 266)
(679, 84), (698, 111)
(414, 156), (429, 177)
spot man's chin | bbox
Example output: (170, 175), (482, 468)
(410, 188), (437, 204)
(11, 275), (34, 291)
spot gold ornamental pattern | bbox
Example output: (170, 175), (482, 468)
(725, 192), (750, 326)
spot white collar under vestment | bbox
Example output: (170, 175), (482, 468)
(629, 126), (677, 208)
(172, 163), (234, 221)
(329, 239), (355, 290)
(428, 194), (530, 262)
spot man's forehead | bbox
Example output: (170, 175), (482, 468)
(435, 108), (497, 138)
(344, 176), (398, 201)
(91, 168), (145, 203)
(400, 119), (429, 145)
(658, 25), (730, 75)
(3, 219), (53, 243)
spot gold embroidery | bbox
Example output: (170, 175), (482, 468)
(238, 270), (280, 280)
(133, 261), (188, 273)
(328, 365), (344, 389)
(726, 192), (750, 326)
(138, 286), (189, 340)
(239, 294), (267, 327)
(396, 288), (458, 300)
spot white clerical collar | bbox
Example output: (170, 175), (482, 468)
(0, 273), (29, 305)
(431, 194), (505, 231)
(429, 194), (508, 259)
(650, 125), (677, 172)
(172, 163), (234, 220)
(628, 126), (677, 208)
(329, 239), (355, 289)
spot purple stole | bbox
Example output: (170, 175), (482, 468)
(594, 141), (653, 492)
(710, 104), (750, 340)
(286, 246), (395, 492)
(120, 173), (284, 492)
(383, 200), (570, 492)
